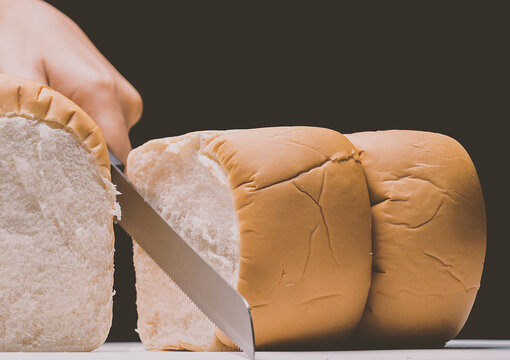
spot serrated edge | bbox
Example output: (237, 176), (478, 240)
(114, 221), (255, 358)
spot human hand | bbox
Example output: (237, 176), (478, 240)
(0, 0), (142, 163)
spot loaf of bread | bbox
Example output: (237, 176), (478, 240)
(345, 130), (486, 348)
(127, 127), (485, 351)
(0, 74), (118, 351)
(127, 127), (373, 350)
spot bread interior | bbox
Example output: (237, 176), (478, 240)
(0, 116), (117, 351)
(128, 132), (239, 350)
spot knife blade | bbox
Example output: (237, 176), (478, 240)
(109, 150), (255, 358)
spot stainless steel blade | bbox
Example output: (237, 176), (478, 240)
(109, 152), (255, 358)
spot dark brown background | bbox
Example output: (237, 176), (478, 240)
(43, 0), (509, 342)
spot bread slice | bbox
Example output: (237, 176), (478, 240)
(346, 130), (486, 348)
(0, 74), (118, 351)
(127, 127), (372, 350)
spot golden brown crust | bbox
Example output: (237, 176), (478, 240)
(204, 127), (372, 349)
(0, 73), (110, 179)
(346, 130), (486, 348)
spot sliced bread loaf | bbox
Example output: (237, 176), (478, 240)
(0, 74), (118, 351)
(127, 127), (372, 350)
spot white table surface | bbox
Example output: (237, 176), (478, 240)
(1, 340), (509, 359)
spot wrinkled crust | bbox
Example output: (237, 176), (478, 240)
(204, 127), (373, 349)
(346, 130), (486, 348)
(0, 73), (110, 179)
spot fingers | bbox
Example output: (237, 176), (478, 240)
(0, 57), (48, 85)
(96, 111), (133, 165)
(70, 79), (133, 164)
(45, 59), (142, 164)
(86, 101), (133, 165)
(114, 74), (143, 129)
(3, 57), (140, 164)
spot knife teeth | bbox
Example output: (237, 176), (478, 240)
(114, 224), (254, 358)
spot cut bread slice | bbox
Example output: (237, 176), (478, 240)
(346, 130), (486, 348)
(0, 74), (118, 351)
(127, 127), (372, 350)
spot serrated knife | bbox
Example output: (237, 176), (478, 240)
(109, 150), (255, 358)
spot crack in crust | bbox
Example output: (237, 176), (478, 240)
(389, 198), (445, 229)
(301, 221), (320, 279)
(388, 198), (445, 229)
(292, 180), (341, 268)
(282, 139), (328, 160)
(422, 251), (479, 292)
(300, 292), (343, 306)
(380, 174), (447, 191)
(65, 111), (77, 126)
(244, 151), (359, 193)
(16, 86), (21, 112)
